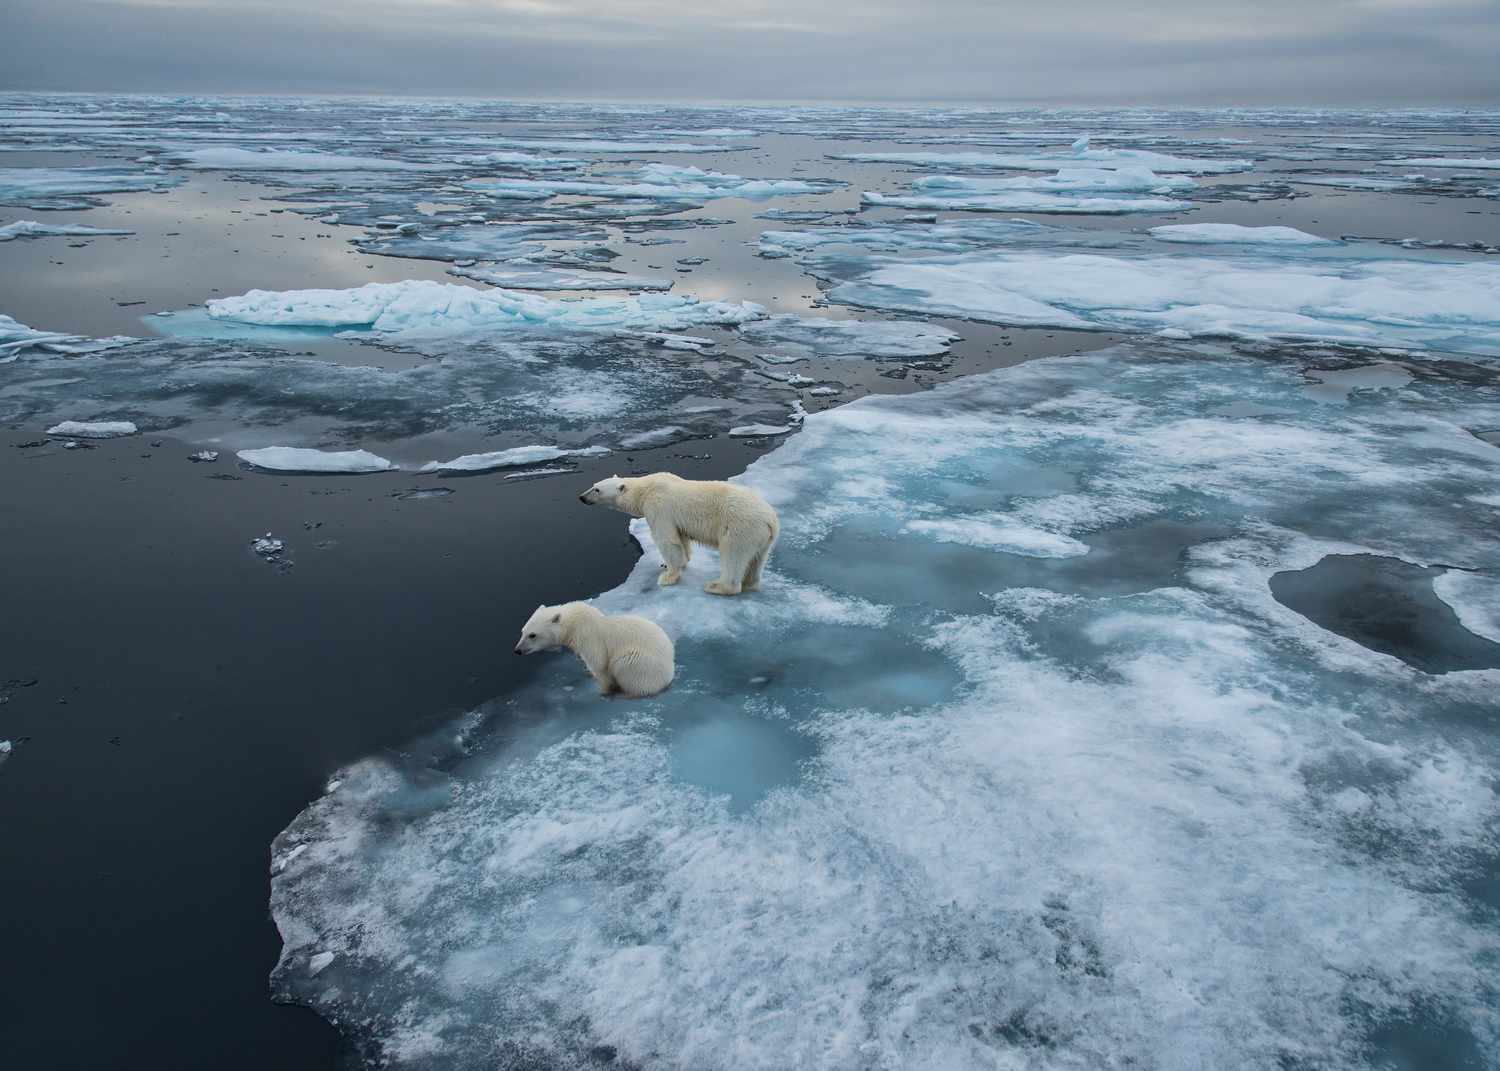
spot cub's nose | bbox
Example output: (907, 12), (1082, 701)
(513, 645), (524, 655)
(578, 492), (591, 503)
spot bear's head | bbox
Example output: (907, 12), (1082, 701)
(514, 604), (565, 655)
(578, 475), (631, 511)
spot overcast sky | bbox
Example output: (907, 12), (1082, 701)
(2, 0), (1498, 104)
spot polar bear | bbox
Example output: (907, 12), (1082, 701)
(579, 472), (779, 596)
(514, 601), (674, 697)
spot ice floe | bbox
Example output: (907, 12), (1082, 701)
(447, 266), (672, 291)
(0, 166), (181, 209)
(1, 313), (134, 359)
(0, 219), (133, 241)
(467, 164), (841, 202)
(419, 444), (609, 475)
(236, 447), (396, 474)
(1148, 223), (1334, 245)
(270, 338), (1500, 1071)
(45, 420), (137, 438)
(737, 314), (958, 360)
(813, 251), (1500, 356)
(165, 147), (454, 172)
(833, 146), (1253, 174)
(201, 281), (765, 338)
(1387, 157), (1500, 170)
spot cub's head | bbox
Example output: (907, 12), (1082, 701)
(578, 475), (631, 510)
(514, 604), (565, 655)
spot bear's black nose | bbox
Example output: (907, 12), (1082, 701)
(513, 645), (523, 655)
(578, 493), (590, 503)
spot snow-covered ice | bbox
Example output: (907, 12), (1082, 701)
(0, 220), (133, 241)
(815, 251), (1500, 355)
(236, 447), (396, 474)
(270, 338), (1500, 1071)
(201, 281), (765, 337)
(419, 444), (609, 475)
(1148, 223), (1334, 245)
(45, 420), (137, 438)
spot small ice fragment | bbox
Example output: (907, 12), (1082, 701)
(251, 534), (285, 556)
(809, 386), (841, 396)
(189, 450), (219, 463)
(46, 420), (137, 438)
(1071, 134), (1090, 153)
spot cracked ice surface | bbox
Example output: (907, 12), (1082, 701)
(270, 339), (1500, 1070)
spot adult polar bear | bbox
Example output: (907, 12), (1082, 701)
(579, 472), (780, 596)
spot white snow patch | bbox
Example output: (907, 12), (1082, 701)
(237, 447), (395, 474)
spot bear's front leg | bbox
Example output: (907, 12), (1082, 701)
(656, 534), (688, 587)
(591, 668), (617, 696)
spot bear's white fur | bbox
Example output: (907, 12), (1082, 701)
(580, 471), (779, 596)
(514, 601), (674, 697)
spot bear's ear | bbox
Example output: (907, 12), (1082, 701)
(551, 612), (561, 624)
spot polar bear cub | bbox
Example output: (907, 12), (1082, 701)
(579, 472), (779, 596)
(514, 601), (674, 697)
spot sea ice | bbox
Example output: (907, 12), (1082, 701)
(736, 315), (957, 360)
(166, 147), (455, 172)
(202, 281), (765, 337)
(448, 266), (672, 292)
(236, 447), (396, 474)
(1148, 223), (1334, 245)
(467, 164), (840, 202)
(419, 445), (609, 475)
(816, 251), (1500, 356)
(1387, 157), (1500, 170)
(833, 146), (1253, 174)
(270, 338), (1500, 1071)
(863, 190), (1190, 214)
(0, 166), (181, 209)
(45, 420), (137, 438)
(0, 220), (133, 241)
(468, 138), (736, 154)
(728, 422), (794, 436)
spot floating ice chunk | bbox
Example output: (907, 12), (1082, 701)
(448, 265), (672, 291)
(0, 166), (181, 208)
(618, 426), (690, 449)
(251, 534), (285, 556)
(1432, 571), (1500, 643)
(167, 147), (453, 172)
(1387, 157), (1500, 169)
(46, 419), (137, 438)
(0, 740), (10, 766)
(203, 281), (765, 337)
(419, 444), (608, 475)
(1148, 224), (1335, 245)
(1293, 174), (1418, 191)
(355, 222), (609, 264)
(0, 219), (133, 241)
(738, 314), (957, 360)
(728, 422), (793, 436)
(833, 147), (1252, 174)
(188, 450), (219, 463)
(307, 952), (335, 977)
(2, 313), (134, 359)
(821, 252), (1500, 356)
(912, 169), (1197, 193)
(237, 447), (396, 474)
(1071, 134), (1090, 153)
(808, 385), (841, 396)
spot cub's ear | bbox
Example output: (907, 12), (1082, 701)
(551, 613), (561, 624)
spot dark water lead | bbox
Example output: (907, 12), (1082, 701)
(1270, 553), (1500, 674)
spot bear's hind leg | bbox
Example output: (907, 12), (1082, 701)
(706, 539), (752, 596)
(742, 548), (768, 591)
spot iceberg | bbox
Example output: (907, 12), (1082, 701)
(0, 220), (133, 241)
(202, 281), (766, 337)
(0, 166), (181, 209)
(237, 447), (396, 474)
(1148, 224), (1334, 245)
(737, 314), (958, 360)
(271, 339), (1500, 1071)
(419, 445), (609, 475)
(46, 420), (137, 438)
(815, 252), (1500, 356)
